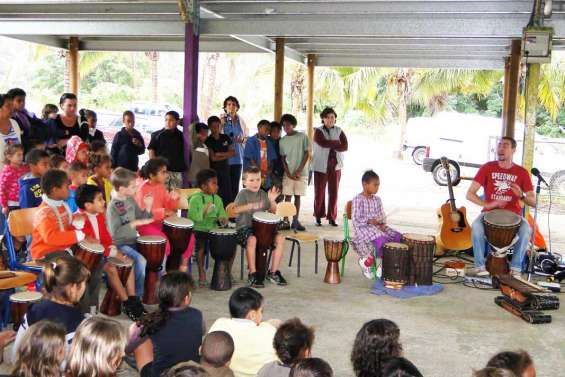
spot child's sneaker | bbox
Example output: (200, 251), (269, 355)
(247, 272), (265, 288)
(358, 258), (373, 279)
(267, 270), (288, 286)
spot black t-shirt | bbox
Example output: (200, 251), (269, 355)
(26, 299), (84, 332)
(47, 115), (82, 154)
(149, 307), (204, 377)
(205, 134), (232, 171)
(148, 128), (186, 172)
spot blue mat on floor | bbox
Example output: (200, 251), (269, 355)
(371, 279), (443, 298)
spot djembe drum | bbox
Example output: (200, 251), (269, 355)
(100, 257), (133, 316)
(136, 235), (167, 305)
(10, 291), (42, 330)
(73, 241), (104, 272)
(163, 216), (194, 271)
(402, 234), (435, 286)
(252, 212), (281, 283)
(483, 209), (521, 280)
(209, 228), (237, 291)
(382, 242), (411, 289)
(323, 237), (344, 284)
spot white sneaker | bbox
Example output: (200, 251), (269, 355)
(358, 258), (373, 279)
(468, 267), (489, 277)
(511, 270), (522, 279)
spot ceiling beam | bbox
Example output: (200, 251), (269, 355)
(315, 55), (505, 69)
(80, 38), (264, 52)
(7, 35), (67, 49)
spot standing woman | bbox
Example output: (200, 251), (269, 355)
(312, 107), (348, 227)
(220, 96), (248, 203)
(46, 93), (82, 155)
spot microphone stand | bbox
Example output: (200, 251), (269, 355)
(527, 175), (543, 281)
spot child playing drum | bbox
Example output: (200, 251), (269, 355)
(351, 170), (401, 279)
(234, 166), (287, 288)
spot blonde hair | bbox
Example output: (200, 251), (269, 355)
(66, 316), (127, 377)
(12, 320), (66, 377)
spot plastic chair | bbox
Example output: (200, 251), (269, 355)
(5, 208), (43, 274)
(277, 202), (319, 277)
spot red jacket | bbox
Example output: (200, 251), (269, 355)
(77, 211), (113, 257)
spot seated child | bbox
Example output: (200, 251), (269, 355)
(200, 331), (236, 377)
(127, 272), (204, 377)
(257, 318), (315, 377)
(381, 357), (423, 377)
(107, 167), (154, 296)
(0, 144), (28, 214)
(233, 166), (286, 288)
(188, 169), (228, 287)
(66, 161), (88, 213)
(12, 255), (89, 361)
(90, 139), (109, 157)
(87, 153), (112, 205)
(30, 169), (88, 261)
(65, 135), (89, 165)
(486, 350), (535, 377)
(75, 184), (144, 320)
(19, 148), (50, 209)
(10, 320), (66, 377)
(290, 358), (333, 377)
(163, 364), (209, 377)
(66, 316), (127, 377)
(208, 287), (278, 377)
(351, 170), (401, 279)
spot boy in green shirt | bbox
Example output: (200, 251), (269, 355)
(188, 169), (228, 287)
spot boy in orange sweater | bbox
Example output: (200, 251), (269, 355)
(30, 169), (89, 261)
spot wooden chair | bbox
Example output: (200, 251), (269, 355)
(176, 188), (201, 210)
(5, 208), (43, 273)
(277, 202), (319, 277)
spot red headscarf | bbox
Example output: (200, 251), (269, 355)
(65, 135), (88, 164)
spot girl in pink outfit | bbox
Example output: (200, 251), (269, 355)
(65, 135), (89, 165)
(135, 158), (194, 270)
(0, 144), (29, 214)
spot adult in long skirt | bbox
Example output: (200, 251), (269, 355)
(312, 107), (348, 227)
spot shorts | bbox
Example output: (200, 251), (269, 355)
(194, 230), (211, 251)
(282, 175), (308, 196)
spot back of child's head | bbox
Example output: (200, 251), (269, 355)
(12, 320), (66, 377)
(140, 157), (168, 180)
(273, 318), (315, 366)
(473, 368), (518, 377)
(290, 358), (333, 377)
(381, 357), (423, 377)
(43, 254), (90, 302)
(207, 115), (221, 127)
(26, 148), (49, 166)
(41, 103), (58, 120)
(75, 184), (102, 210)
(196, 168), (217, 189)
(201, 331), (235, 368)
(49, 154), (67, 169)
(110, 167), (137, 191)
(90, 140), (107, 154)
(257, 119), (270, 129)
(351, 319), (402, 377)
(3, 143), (24, 164)
(41, 169), (69, 196)
(166, 110), (180, 121)
(486, 350), (533, 377)
(280, 114), (297, 126)
(88, 152), (111, 172)
(122, 110), (134, 121)
(66, 316), (127, 377)
(162, 363), (210, 377)
(362, 170), (379, 183)
(242, 166), (261, 181)
(69, 161), (88, 175)
(228, 287), (263, 319)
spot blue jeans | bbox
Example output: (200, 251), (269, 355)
(472, 213), (531, 272)
(118, 244), (146, 296)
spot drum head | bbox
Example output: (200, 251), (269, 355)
(164, 216), (194, 228)
(137, 235), (167, 244)
(403, 233), (434, 242)
(10, 291), (42, 303)
(252, 211), (281, 224)
(106, 257), (133, 268)
(483, 209), (521, 227)
(384, 242), (409, 250)
(323, 236), (344, 243)
(78, 241), (104, 254)
(209, 227), (237, 236)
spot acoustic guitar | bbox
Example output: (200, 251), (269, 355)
(436, 157), (472, 253)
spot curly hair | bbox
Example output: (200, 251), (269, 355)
(273, 318), (315, 366)
(351, 319), (402, 377)
(486, 350), (533, 376)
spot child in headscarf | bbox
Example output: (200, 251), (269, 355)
(65, 135), (89, 165)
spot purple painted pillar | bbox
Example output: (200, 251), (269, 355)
(182, 22), (199, 187)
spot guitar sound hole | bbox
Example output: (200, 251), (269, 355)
(451, 227), (463, 233)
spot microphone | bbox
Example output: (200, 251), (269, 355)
(531, 168), (549, 186)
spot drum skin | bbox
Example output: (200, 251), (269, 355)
(100, 257), (133, 316)
(10, 291), (42, 330)
(73, 241), (104, 272)
(252, 212), (280, 282)
(209, 229), (237, 291)
(382, 242), (411, 288)
(483, 210), (521, 249)
(402, 234), (435, 286)
(163, 217), (194, 272)
(136, 236), (167, 305)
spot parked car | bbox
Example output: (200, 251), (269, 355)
(98, 117), (152, 145)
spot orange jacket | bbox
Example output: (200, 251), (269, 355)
(31, 202), (84, 260)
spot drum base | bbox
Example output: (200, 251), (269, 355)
(100, 290), (122, 316)
(486, 254), (510, 288)
(165, 252), (183, 272)
(324, 262), (341, 284)
(143, 271), (160, 305)
(211, 261), (232, 291)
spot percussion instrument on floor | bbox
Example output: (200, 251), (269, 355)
(496, 275), (559, 311)
(209, 228), (237, 291)
(10, 291), (42, 330)
(402, 234), (435, 286)
(100, 257), (133, 316)
(323, 237), (344, 284)
(252, 212), (281, 283)
(163, 216), (194, 271)
(483, 210), (521, 279)
(73, 241), (104, 272)
(382, 242), (411, 289)
(136, 235), (167, 305)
